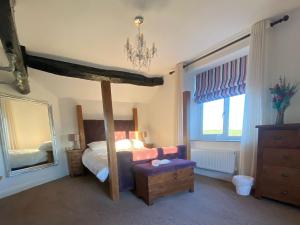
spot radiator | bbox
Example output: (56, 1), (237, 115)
(191, 148), (238, 174)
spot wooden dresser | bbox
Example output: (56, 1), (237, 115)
(255, 124), (300, 206)
(66, 149), (84, 177)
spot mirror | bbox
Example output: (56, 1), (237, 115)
(0, 95), (58, 176)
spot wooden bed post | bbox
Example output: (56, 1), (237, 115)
(183, 91), (191, 160)
(76, 105), (86, 150)
(132, 107), (138, 131)
(101, 81), (120, 201)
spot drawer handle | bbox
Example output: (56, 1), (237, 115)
(281, 191), (288, 195)
(281, 173), (289, 178)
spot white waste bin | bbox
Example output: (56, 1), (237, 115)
(232, 175), (254, 196)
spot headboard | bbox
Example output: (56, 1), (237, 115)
(83, 120), (135, 146)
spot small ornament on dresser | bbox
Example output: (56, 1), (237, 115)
(269, 77), (298, 125)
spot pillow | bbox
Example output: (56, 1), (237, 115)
(131, 139), (144, 149)
(115, 139), (132, 151)
(87, 141), (107, 151)
(114, 131), (126, 141)
(38, 141), (53, 151)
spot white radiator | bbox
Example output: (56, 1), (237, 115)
(191, 148), (238, 174)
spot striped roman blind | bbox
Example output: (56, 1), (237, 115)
(194, 55), (248, 104)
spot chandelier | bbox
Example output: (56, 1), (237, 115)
(125, 16), (157, 70)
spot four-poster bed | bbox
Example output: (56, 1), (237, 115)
(76, 102), (188, 198)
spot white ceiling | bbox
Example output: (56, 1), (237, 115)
(14, 0), (300, 76)
(2, 0), (299, 103)
(29, 68), (159, 102)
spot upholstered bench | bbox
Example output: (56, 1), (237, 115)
(133, 159), (196, 205)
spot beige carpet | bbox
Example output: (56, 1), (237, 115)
(0, 175), (299, 225)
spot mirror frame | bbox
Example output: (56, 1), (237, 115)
(0, 93), (58, 177)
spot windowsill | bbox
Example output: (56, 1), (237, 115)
(190, 139), (241, 143)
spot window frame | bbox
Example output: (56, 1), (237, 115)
(199, 96), (244, 142)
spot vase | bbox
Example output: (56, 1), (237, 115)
(275, 111), (285, 125)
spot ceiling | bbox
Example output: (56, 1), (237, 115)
(29, 68), (159, 102)
(14, 0), (300, 76)
(1, 0), (299, 103)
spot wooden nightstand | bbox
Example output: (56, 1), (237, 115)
(46, 151), (54, 163)
(66, 149), (84, 177)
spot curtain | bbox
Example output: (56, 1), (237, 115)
(194, 55), (248, 104)
(175, 62), (184, 145)
(239, 20), (267, 177)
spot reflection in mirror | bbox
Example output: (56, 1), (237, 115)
(0, 96), (57, 176)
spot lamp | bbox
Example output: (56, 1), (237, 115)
(143, 131), (150, 144)
(68, 133), (80, 150)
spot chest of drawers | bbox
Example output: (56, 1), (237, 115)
(255, 124), (300, 206)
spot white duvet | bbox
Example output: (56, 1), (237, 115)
(9, 149), (48, 169)
(82, 140), (145, 182)
(82, 148), (109, 182)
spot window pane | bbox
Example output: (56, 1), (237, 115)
(229, 94), (245, 136)
(203, 99), (224, 135)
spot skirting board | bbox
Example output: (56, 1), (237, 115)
(0, 173), (67, 199)
(194, 167), (233, 182)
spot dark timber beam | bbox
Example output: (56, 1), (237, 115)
(101, 81), (119, 201)
(24, 52), (164, 87)
(0, 0), (30, 94)
(76, 105), (86, 150)
(133, 107), (138, 131)
(183, 91), (191, 160)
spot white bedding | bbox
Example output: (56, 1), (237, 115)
(82, 140), (145, 182)
(9, 149), (48, 169)
(82, 148), (109, 182)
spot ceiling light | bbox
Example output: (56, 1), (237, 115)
(125, 16), (157, 70)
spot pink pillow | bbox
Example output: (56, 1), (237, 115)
(162, 146), (178, 155)
(114, 131), (126, 141)
(129, 131), (140, 139)
(132, 148), (158, 161)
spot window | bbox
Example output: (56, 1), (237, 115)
(203, 99), (224, 135)
(200, 94), (245, 141)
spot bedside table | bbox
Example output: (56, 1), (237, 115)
(46, 151), (54, 163)
(66, 149), (84, 177)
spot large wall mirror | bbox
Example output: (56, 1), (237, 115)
(0, 94), (58, 176)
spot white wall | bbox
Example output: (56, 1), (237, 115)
(263, 7), (300, 124)
(146, 75), (179, 146)
(0, 70), (68, 198)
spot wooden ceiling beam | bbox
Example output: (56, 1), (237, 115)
(0, 0), (30, 94)
(24, 52), (164, 87)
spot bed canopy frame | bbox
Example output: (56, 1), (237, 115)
(76, 97), (140, 201)
(76, 90), (191, 201)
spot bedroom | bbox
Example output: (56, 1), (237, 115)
(0, 0), (300, 225)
